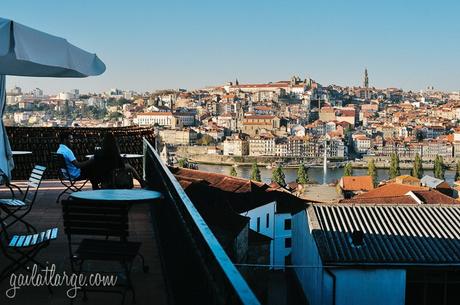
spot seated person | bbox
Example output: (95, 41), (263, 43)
(57, 132), (100, 189)
(94, 133), (145, 188)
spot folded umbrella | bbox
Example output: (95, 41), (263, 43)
(0, 18), (105, 77)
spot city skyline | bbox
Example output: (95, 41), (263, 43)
(3, 0), (460, 93)
(6, 71), (457, 96)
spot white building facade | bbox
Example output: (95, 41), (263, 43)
(136, 112), (175, 127)
(241, 201), (297, 269)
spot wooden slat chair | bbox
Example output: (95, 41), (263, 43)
(0, 224), (58, 283)
(0, 165), (46, 232)
(62, 199), (141, 304)
(51, 152), (89, 203)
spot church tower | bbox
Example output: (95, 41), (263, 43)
(364, 68), (369, 101)
(236, 104), (244, 131)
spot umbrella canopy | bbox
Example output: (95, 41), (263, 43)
(0, 17), (106, 179)
(0, 18), (105, 77)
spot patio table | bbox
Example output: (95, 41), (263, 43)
(69, 189), (162, 273)
(85, 153), (143, 159)
(69, 189), (162, 204)
(12, 151), (33, 156)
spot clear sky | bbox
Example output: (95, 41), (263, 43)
(3, 0), (460, 94)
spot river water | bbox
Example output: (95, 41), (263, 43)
(197, 164), (458, 185)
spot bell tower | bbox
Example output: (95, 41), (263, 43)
(364, 68), (369, 101)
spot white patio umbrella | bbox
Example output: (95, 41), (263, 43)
(0, 17), (106, 179)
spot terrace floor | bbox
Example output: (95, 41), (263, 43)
(0, 180), (168, 305)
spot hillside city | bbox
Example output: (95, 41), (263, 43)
(7, 70), (460, 171)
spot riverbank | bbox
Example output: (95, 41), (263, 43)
(176, 146), (458, 170)
(185, 154), (335, 168)
(189, 158), (315, 169)
(197, 163), (460, 186)
(351, 161), (435, 170)
(176, 147), (457, 170)
(187, 155), (451, 170)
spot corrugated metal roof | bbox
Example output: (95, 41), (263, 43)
(309, 204), (460, 266)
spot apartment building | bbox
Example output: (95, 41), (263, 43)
(249, 136), (276, 156)
(242, 115), (281, 137)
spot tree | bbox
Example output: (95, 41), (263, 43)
(178, 158), (187, 168)
(416, 130), (424, 141)
(389, 153), (401, 179)
(250, 162), (261, 182)
(345, 125), (353, 135)
(196, 134), (214, 146)
(411, 153), (424, 179)
(230, 167), (237, 177)
(272, 165), (286, 187)
(455, 161), (460, 182)
(434, 155), (445, 180)
(296, 163), (309, 184)
(343, 162), (353, 176)
(367, 158), (377, 187)
(108, 111), (123, 120)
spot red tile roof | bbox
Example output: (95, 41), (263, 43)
(171, 167), (306, 213)
(340, 196), (416, 205)
(138, 112), (173, 116)
(340, 176), (374, 192)
(231, 83), (289, 89)
(244, 115), (277, 120)
(173, 168), (265, 192)
(339, 183), (457, 205)
(354, 183), (427, 199)
(411, 190), (458, 205)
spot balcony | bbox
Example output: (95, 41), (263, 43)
(0, 127), (260, 305)
(0, 180), (168, 305)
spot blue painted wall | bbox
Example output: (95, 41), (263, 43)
(334, 269), (406, 305)
(292, 210), (332, 305)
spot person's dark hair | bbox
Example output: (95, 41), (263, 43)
(59, 132), (71, 143)
(100, 133), (123, 168)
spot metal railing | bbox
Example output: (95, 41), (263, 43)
(143, 138), (260, 305)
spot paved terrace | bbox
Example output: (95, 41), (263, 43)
(0, 180), (168, 305)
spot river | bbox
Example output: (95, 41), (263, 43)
(197, 164), (458, 185)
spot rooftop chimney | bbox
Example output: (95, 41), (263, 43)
(351, 230), (365, 247)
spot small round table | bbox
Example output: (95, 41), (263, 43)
(120, 154), (143, 159)
(70, 189), (162, 272)
(85, 153), (143, 159)
(69, 189), (163, 204)
(12, 150), (32, 156)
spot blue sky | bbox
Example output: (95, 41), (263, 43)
(3, 0), (460, 94)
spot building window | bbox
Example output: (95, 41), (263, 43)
(266, 213), (270, 228)
(284, 219), (291, 230)
(285, 238), (292, 248)
(256, 217), (260, 232)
